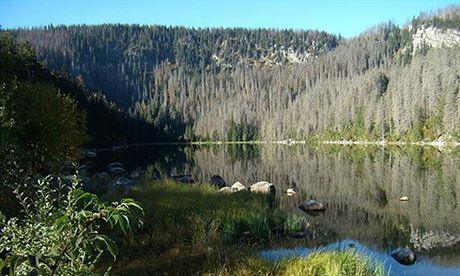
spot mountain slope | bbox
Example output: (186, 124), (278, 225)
(9, 6), (460, 142)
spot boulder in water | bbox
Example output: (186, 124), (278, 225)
(391, 247), (416, 265)
(130, 167), (144, 179)
(286, 188), (297, 196)
(249, 181), (275, 194)
(218, 187), (233, 193)
(172, 174), (194, 183)
(299, 199), (325, 212)
(210, 175), (226, 188)
(108, 166), (126, 176)
(106, 162), (124, 169)
(231, 182), (247, 192)
(114, 176), (134, 187)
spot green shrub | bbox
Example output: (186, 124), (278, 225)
(0, 175), (144, 275)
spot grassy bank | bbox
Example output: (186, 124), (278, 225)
(107, 180), (384, 275)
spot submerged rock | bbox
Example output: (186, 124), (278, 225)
(231, 181), (247, 192)
(210, 175), (226, 188)
(299, 199), (325, 212)
(391, 247), (417, 265)
(249, 181), (275, 194)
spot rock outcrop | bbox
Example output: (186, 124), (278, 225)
(412, 26), (460, 54)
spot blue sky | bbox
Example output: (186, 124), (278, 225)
(1, 0), (459, 37)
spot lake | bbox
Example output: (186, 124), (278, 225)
(93, 144), (460, 275)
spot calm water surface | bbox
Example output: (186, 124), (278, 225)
(94, 144), (460, 275)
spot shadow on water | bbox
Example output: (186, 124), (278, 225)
(93, 143), (460, 274)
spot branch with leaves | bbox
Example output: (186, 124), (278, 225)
(0, 175), (144, 275)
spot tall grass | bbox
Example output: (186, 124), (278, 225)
(106, 180), (385, 275)
(280, 250), (385, 276)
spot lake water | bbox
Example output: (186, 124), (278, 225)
(94, 144), (460, 275)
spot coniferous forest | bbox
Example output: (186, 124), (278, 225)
(7, 7), (459, 144)
(1, 4), (460, 275)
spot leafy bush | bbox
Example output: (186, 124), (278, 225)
(0, 175), (144, 275)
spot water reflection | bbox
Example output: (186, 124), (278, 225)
(260, 239), (460, 276)
(94, 144), (460, 272)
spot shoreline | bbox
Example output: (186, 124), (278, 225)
(94, 139), (460, 152)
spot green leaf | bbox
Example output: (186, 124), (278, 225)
(95, 235), (118, 259)
(53, 215), (69, 231)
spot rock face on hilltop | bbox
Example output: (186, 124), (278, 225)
(412, 25), (460, 53)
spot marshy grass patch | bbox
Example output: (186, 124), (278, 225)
(108, 180), (385, 275)
(279, 250), (385, 276)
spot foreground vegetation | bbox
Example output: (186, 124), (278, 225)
(0, 175), (144, 275)
(108, 179), (384, 275)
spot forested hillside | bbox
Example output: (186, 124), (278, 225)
(9, 6), (460, 142)
(0, 33), (164, 185)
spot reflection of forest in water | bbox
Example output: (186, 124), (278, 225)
(105, 144), (460, 264)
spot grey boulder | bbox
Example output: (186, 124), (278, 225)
(210, 175), (226, 188)
(299, 199), (325, 212)
(391, 247), (416, 265)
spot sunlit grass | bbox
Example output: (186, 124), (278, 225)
(107, 180), (384, 275)
(279, 250), (385, 276)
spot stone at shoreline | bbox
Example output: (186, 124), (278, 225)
(299, 199), (325, 212)
(130, 167), (144, 179)
(114, 176), (134, 187)
(391, 247), (417, 265)
(249, 181), (275, 194)
(172, 174), (194, 183)
(80, 148), (97, 158)
(108, 166), (126, 176)
(86, 151), (97, 158)
(210, 175), (226, 188)
(291, 231), (307, 238)
(218, 187), (233, 193)
(231, 181), (247, 192)
(94, 172), (112, 186)
(286, 188), (297, 196)
(106, 162), (124, 169)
